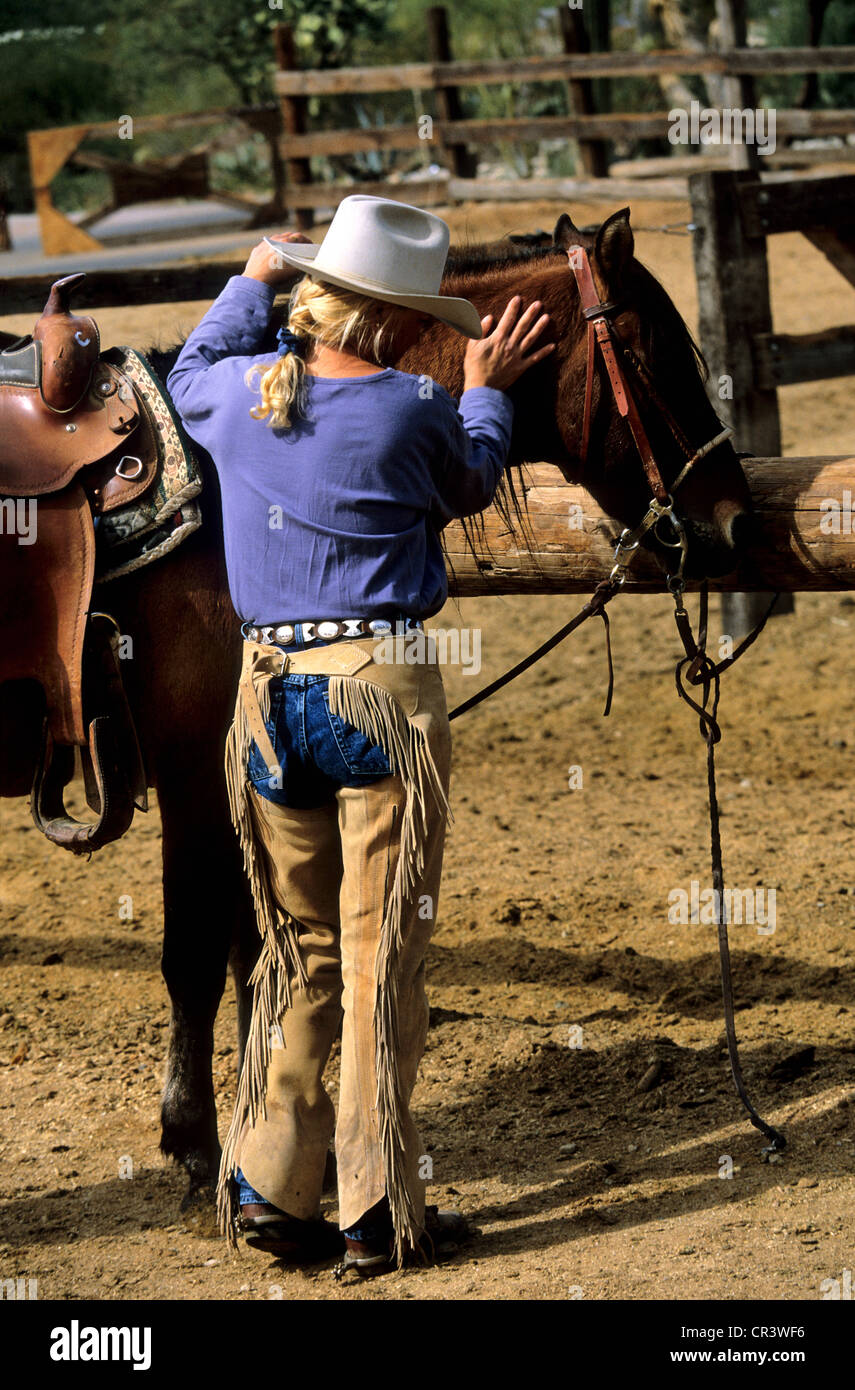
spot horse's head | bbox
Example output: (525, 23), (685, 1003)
(435, 215), (753, 583)
(549, 208), (753, 581)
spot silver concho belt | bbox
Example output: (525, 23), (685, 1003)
(241, 616), (424, 647)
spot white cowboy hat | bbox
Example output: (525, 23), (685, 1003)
(264, 195), (483, 339)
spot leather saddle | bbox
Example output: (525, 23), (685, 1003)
(0, 273), (155, 853)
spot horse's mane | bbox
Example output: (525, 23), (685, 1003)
(444, 240), (564, 274)
(624, 260), (708, 383)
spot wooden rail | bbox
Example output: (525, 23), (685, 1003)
(22, 5), (855, 255)
(276, 110), (855, 161)
(689, 165), (855, 631)
(272, 47), (855, 96)
(25, 105), (285, 257)
(0, 264), (250, 315)
(442, 459), (855, 595)
(690, 170), (855, 423)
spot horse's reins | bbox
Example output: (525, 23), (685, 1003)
(449, 243), (785, 1152)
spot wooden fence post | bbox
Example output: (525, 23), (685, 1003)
(238, 105), (288, 227)
(426, 6), (477, 178)
(589, 0), (613, 167)
(274, 23), (314, 231)
(797, 0), (833, 109)
(690, 168), (794, 633)
(557, 6), (608, 178)
(715, 0), (760, 173)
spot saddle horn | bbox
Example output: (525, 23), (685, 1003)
(33, 272), (100, 413)
(40, 272), (88, 318)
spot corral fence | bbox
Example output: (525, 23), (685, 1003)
(270, 4), (855, 228)
(18, 5), (855, 256)
(0, 283), (851, 607)
(690, 168), (855, 632)
(691, 169), (855, 462)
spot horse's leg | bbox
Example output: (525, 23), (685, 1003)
(155, 752), (252, 1210)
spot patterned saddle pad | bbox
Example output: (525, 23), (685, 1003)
(95, 345), (202, 583)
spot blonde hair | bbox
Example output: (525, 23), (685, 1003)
(245, 277), (415, 429)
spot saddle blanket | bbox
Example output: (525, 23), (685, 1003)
(95, 345), (202, 583)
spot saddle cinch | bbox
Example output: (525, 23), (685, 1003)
(0, 272), (156, 853)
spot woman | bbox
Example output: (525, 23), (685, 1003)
(166, 196), (553, 1277)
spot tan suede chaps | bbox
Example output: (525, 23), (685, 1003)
(216, 636), (452, 1266)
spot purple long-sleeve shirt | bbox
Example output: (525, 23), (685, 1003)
(166, 275), (513, 625)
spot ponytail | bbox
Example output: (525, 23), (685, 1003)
(245, 277), (413, 430)
(245, 335), (308, 431)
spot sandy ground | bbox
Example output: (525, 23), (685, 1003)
(0, 199), (853, 1302)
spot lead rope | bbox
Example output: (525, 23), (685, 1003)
(674, 584), (786, 1152)
(448, 572), (787, 1152)
(448, 576), (619, 722)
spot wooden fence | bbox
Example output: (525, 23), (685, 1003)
(0, 277), (850, 603)
(691, 169), (855, 458)
(689, 168), (855, 629)
(25, 105), (285, 258)
(0, 264), (251, 316)
(19, 6), (855, 255)
(272, 5), (855, 228)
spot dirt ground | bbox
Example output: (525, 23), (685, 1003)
(1, 199), (853, 1302)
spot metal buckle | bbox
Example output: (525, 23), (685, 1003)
(609, 526), (639, 586)
(610, 494), (690, 594)
(115, 455), (143, 480)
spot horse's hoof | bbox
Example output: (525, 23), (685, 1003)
(180, 1181), (219, 1237)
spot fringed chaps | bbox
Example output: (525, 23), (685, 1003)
(217, 638), (452, 1266)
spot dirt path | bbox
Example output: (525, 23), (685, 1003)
(1, 200), (853, 1301)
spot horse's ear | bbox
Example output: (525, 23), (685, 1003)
(594, 208), (634, 283)
(553, 212), (584, 248)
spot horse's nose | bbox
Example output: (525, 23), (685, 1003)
(683, 512), (748, 579)
(727, 509), (755, 552)
(712, 499), (754, 552)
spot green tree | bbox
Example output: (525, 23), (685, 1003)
(111, 0), (393, 108)
(0, 5), (128, 211)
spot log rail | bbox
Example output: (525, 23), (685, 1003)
(443, 458), (855, 595)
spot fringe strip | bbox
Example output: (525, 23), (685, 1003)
(327, 675), (452, 1266)
(216, 656), (307, 1248)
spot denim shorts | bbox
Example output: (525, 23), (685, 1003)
(246, 666), (393, 809)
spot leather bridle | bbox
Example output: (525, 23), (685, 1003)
(567, 243), (733, 600)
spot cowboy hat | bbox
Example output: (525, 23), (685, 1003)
(264, 195), (482, 339)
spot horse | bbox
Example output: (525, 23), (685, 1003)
(0, 208), (753, 1211)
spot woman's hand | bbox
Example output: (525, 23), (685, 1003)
(243, 232), (314, 287)
(463, 297), (555, 392)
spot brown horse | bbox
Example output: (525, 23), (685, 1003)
(0, 209), (752, 1209)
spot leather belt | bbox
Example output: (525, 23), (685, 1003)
(241, 616), (424, 647)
